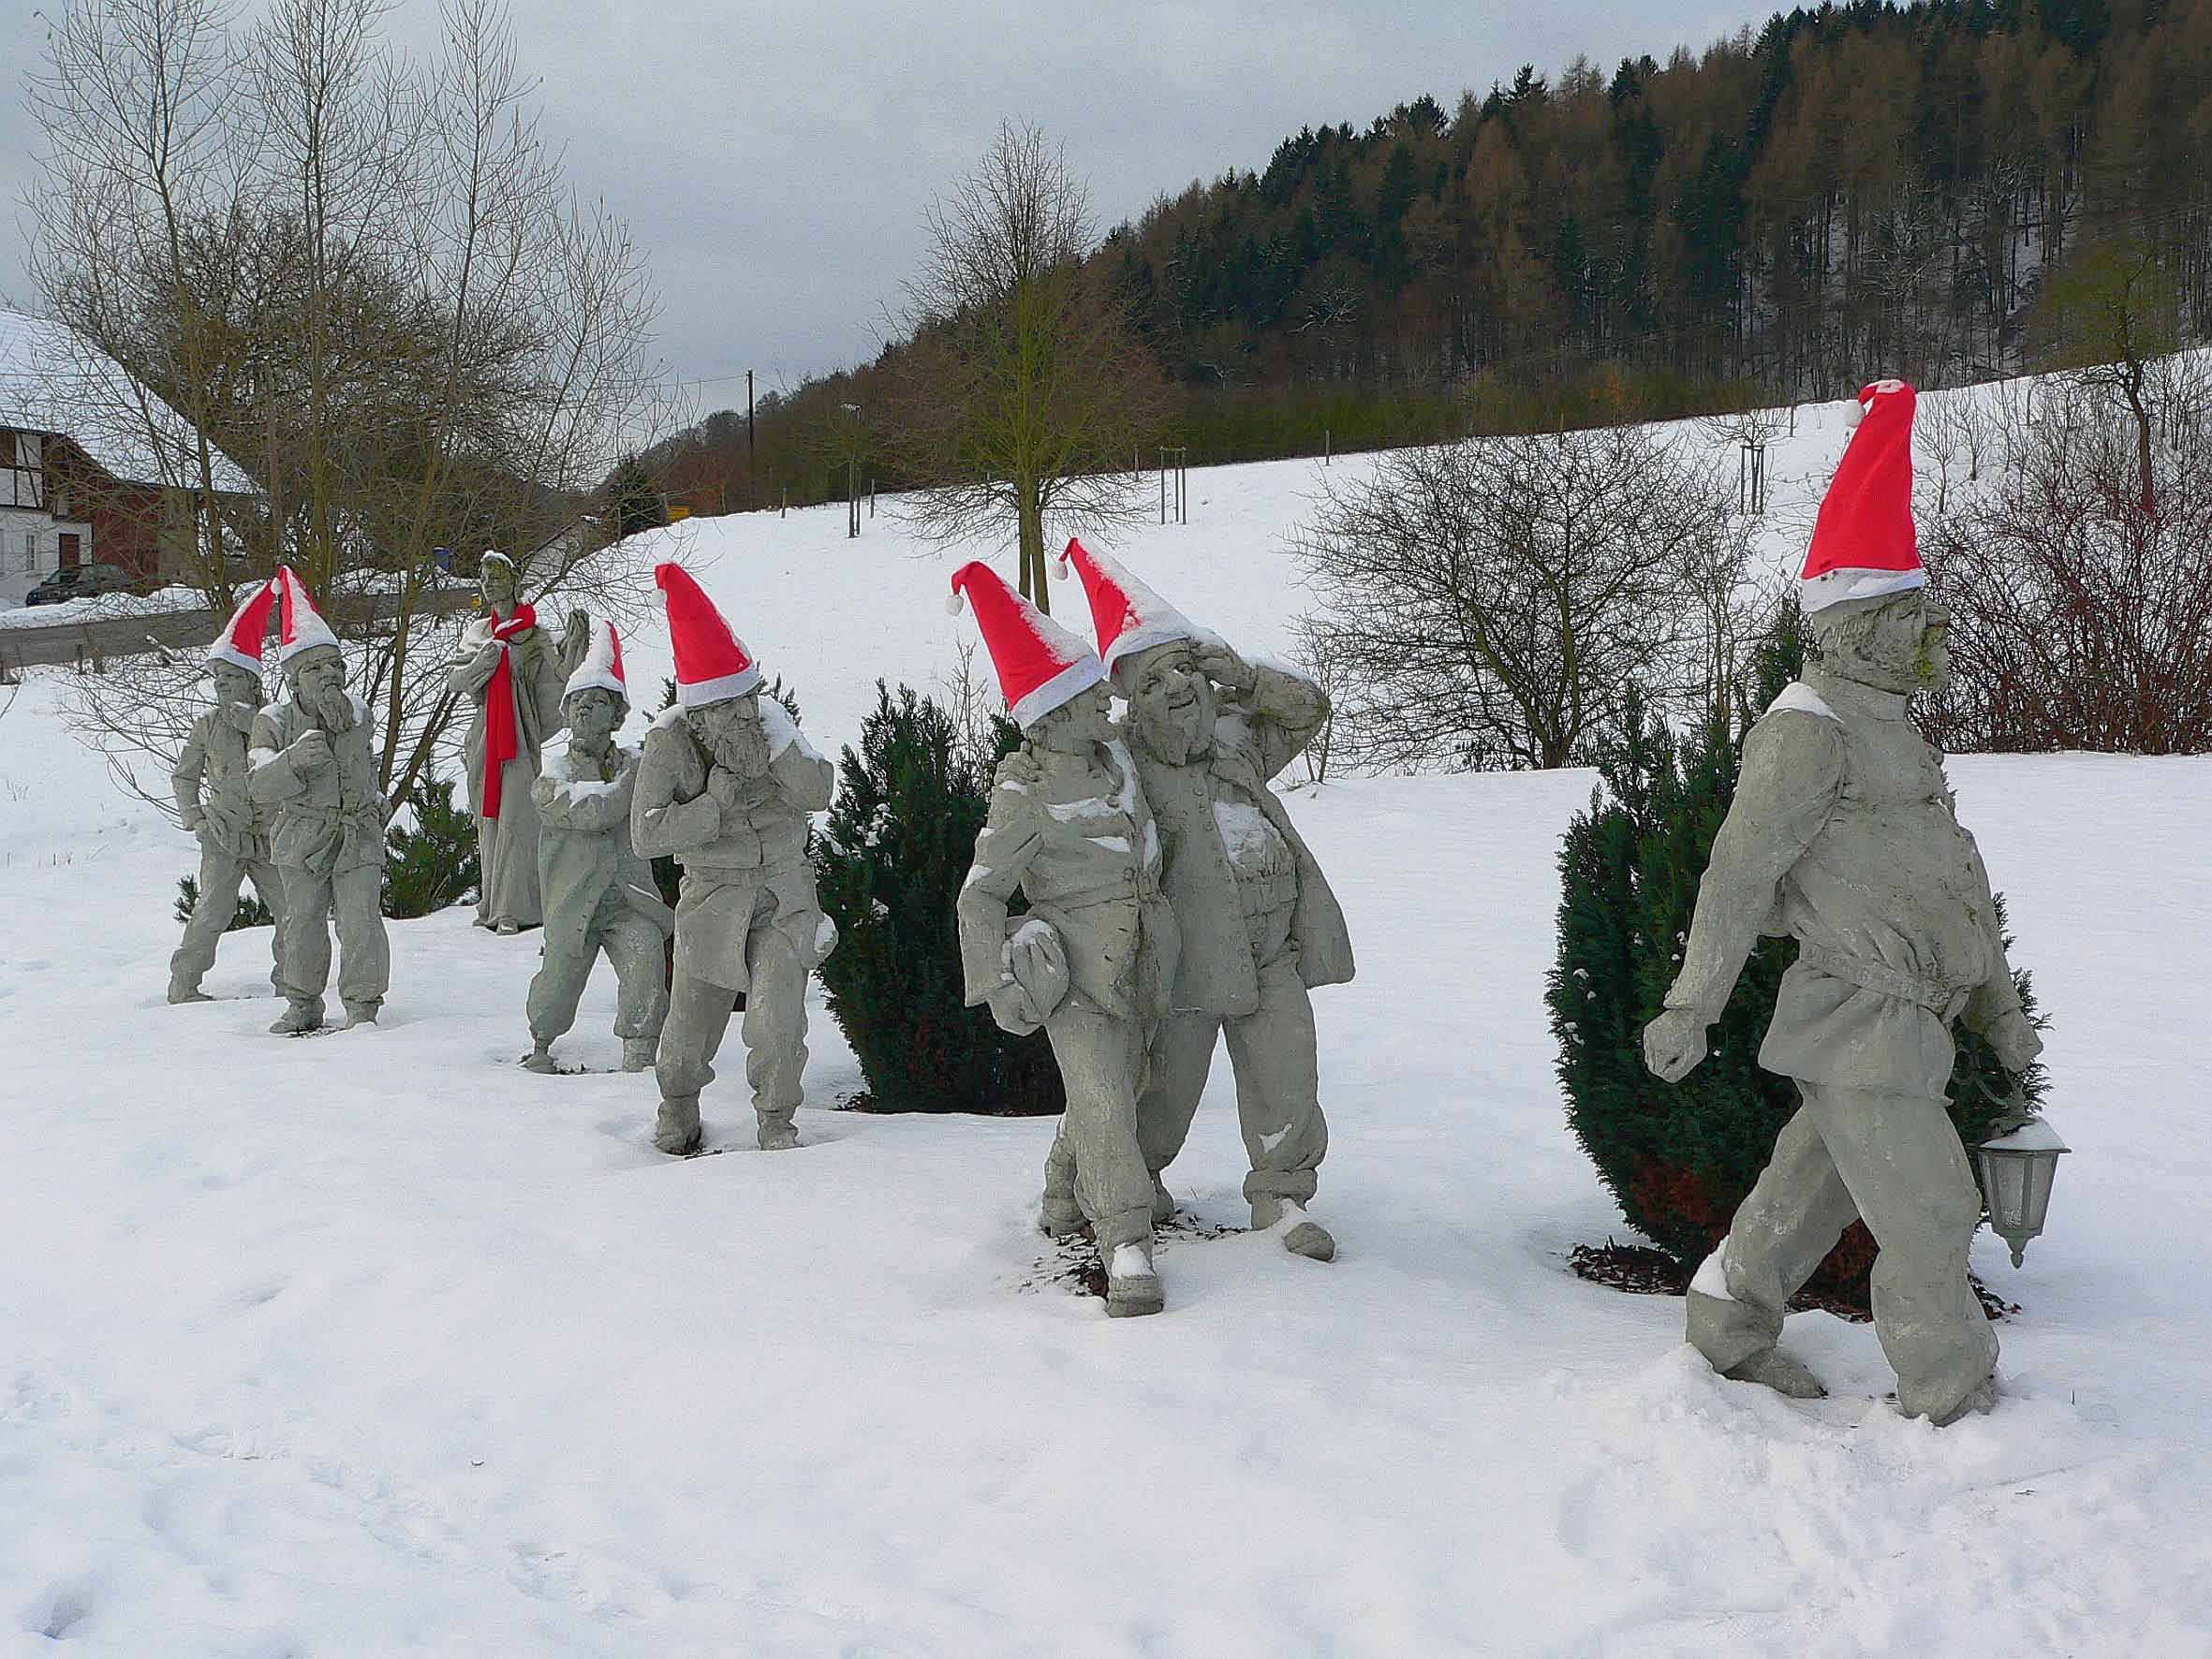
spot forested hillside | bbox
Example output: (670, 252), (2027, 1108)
(646, 0), (2212, 507)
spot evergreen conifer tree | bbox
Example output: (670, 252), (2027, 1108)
(812, 683), (1063, 1114)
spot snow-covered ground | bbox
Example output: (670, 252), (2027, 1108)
(4, 409), (2210, 1655)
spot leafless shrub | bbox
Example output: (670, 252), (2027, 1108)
(1292, 423), (1757, 771)
(1922, 360), (2212, 755)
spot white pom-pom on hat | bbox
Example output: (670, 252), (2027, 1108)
(946, 589), (966, 615)
(1844, 398), (1865, 431)
(649, 585), (669, 610)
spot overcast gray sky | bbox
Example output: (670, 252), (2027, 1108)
(1, 2), (1760, 414)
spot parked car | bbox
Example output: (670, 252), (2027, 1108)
(23, 563), (146, 606)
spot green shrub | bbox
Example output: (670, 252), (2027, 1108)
(1549, 609), (2044, 1302)
(382, 774), (481, 918)
(812, 682), (1063, 1115)
(173, 874), (275, 931)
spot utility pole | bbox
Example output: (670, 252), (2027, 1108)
(746, 370), (757, 508)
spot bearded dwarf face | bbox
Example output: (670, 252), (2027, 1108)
(1813, 592), (1953, 695)
(689, 695), (771, 776)
(1120, 642), (1217, 765)
(289, 646), (356, 732)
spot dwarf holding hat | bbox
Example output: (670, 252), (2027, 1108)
(168, 578), (290, 1004)
(1644, 380), (2042, 1425)
(522, 618), (672, 1075)
(951, 559), (1181, 1316)
(1047, 538), (1354, 1263)
(630, 564), (834, 1154)
(246, 566), (391, 1034)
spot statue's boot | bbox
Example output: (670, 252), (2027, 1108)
(757, 1116), (800, 1152)
(1927, 1373), (1998, 1428)
(1252, 1195), (1336, 1261)
(1104, 1238), (1164, 1318)
(621, 1036), (657, 1073)
(167, 980), (214, 1005)
(654, 1094), (702, 1156)
(522, 1042), (559, 1074)
(1722, 1350), (1827, 1400)
(1040, 1194), (1088, 1240)
(342, 1002), (379, 1030)
(269, 997), (324, 1035)
(1150, 1179), (1176, 1226)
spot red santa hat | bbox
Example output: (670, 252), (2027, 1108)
(206, 578), (278, 675)
(273, 565), (342, 663)
(650, 562), (760, 708)
(564, 616), (629, 705)
(1054, 537), (1201, 675)
(948, 559), (1105, 729)
(1801, 379), (1924, 614)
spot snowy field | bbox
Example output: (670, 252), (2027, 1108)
(4, 407), (2211, 1656)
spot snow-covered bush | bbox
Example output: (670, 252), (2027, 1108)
(811, 683), (1063, 1115)
(1548, 611), (2043, 1304)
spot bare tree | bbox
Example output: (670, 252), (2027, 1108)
(27, 0), (669, 804)
(1922, 361), (2212, 756)
(1292, 424), (1753, 771)
(886, 121), (1168, 609)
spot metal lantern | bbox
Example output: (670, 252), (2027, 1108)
(1975, 1116), (2070, 1268)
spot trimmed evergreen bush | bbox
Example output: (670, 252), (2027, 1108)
(382, 775), (481, 918)
(812, 682), (1064, 1115)
(173, 874), (275, 931)
(1549, 609), (2044, 1303)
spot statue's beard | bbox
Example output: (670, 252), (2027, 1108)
(307, 686), (356, 734)
(1134, 683), (1215, 765)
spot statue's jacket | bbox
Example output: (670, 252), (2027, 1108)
(533, 741), (673, 959)
(1664, 667), (2028, 1099)
(629, 702), (833, 992)
(958, 739), (1180, 1027)
(246, 697), (386, 875)
(1126, 662), (1354, 1020)
(173, 702), (277, 857)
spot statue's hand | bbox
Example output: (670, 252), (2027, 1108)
(993, 750), (1041, 791)
(984, 981), (1040, 1035)
(1643, 1007), (1711, 1083)
(289, 728), (332, 774)
(1985, 1007), (2043, 1076)
(1195, 640), (1255, 694)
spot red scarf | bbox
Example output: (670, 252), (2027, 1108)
(479, 604), (538, 820)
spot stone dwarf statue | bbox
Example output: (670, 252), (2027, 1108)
(169, 579), (291, 1004)
(523, 618), (673, 1074)
(1643, 380), (2042, 1427)
(246, 566), (392, 1035)
(630, 563), (835, 1155)
(951, 559), (1182, 1317)
(446, 550), (580, 933)
(1038, 538), (1355, 1262)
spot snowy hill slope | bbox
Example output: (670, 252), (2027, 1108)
(2, 657), (2208, 1655)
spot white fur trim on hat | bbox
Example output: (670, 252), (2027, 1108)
(207, 641), (265, 675)
(1798, 565), (1925, 614)
(1009, 653), (1106, 729)
(1102, 619), (1201, 675)
(676, 663), (763, 709)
